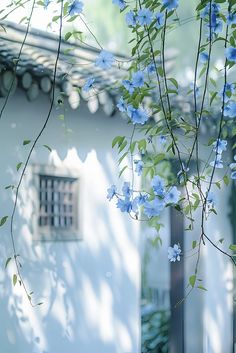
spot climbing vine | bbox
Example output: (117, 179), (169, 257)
(0, 0), (236, 303)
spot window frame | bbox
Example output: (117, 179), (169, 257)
(31, 164), (82, 241)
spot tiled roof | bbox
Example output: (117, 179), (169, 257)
(0, 21), (130, 114)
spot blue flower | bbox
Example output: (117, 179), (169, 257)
(160, 135), (167, 145)
(219, 83), (235, 103)
(122, 182), (132, 198)
(206, 191), (216, 207)
(224, 102), (236, 118)
(117, 96), (126, 112)
(82, 77), (94, 92)
(212, 139), (227, 154)
(230, 156), (236, 179)
(116, 197), (132, 213)
(44, 0), (50, 9)
(107, 185), (117, 201)
(168, 244), (181, 262)
(132, 71), (145, 88)
(146, 62), (156, 74)
(137, 8), (153, 26)
(207, 14), (223, 36)
(210, 154), (223, 169)
(125, 10), (137, 26)
(155, 12), (164, 29)
(134, 194), (148, 206)
(231, 171), (236, 180)
(227, 12), (236, 25)
(143, 198), (165, 218)
(162, 0), (179, 11)
(134, 160), (144, 176)
(200, 3), (220, 19)
(68, 0), (84, 16)
(226, 47), (236, 62)
(95, 50), (115, 69)
(112, 0), (126, 10)
(122, 80), (135, 94)
(164, 186), (181, 204)
(151, 175), (165, 197)
(127, 105), (149, 125)
(200, 52), (209, 64)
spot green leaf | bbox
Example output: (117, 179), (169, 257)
(229, 244), (236, 251)
(119, 140), (127, 153)
(65, 31), (72, 41)
(5, 257), (11, 269)
(130, 141), (136, 154)
(27, 295), (32, 302)
(23, 140), (31, 146)
(118, 152), (128, 165)
(189, 275), (196, 288)
(43, 144), (52, 152)
(52, 15), (60, 22)
(5, 185), (15, 190)
(138, 139), (147, 152)
(112, 136), (124, 148)
(16, 162), (23, 171)
(119, 165), (128, 178)
(153, 153), (165, 165)
(0, 216), (8, 227)
(13, 274), (17, 286)
(210, 91), (218, 106)
(192, 240), (197, 249)
(168, 78), (178, 89)
(197, 285), (207, 291)
(223, 175), (229, 186)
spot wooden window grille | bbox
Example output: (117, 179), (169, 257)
(38, 174), (78, 232)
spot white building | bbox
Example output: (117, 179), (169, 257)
(0, 21), (235, 353)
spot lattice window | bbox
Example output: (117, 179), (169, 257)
(38, 174), (79, 236)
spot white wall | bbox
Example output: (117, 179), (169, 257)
(0, 90), (141, 353)
(184, 176), (234, 353)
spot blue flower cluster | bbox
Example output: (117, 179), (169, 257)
(227, 11), (236, 25)
(124, 0), (178, 28)
(226, 47), (236, 63)
(222, 83), (236, 118)
(201, 2), (223, 38)
(168, 244), (181, 262)
(81, 51), (115, 91)
(219, 83), (235, 103)
(210, 139), (227, 169)
(107, 176), (181, 219)
(117, 97), (149, 125)
(68, 0), (84, 16)
(122, 70), (145, 93)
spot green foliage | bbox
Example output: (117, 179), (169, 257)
(142, 306), (170, 353)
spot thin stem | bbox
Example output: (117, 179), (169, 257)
(0, 0), (36, 120)
(9, 0), (64, 305)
